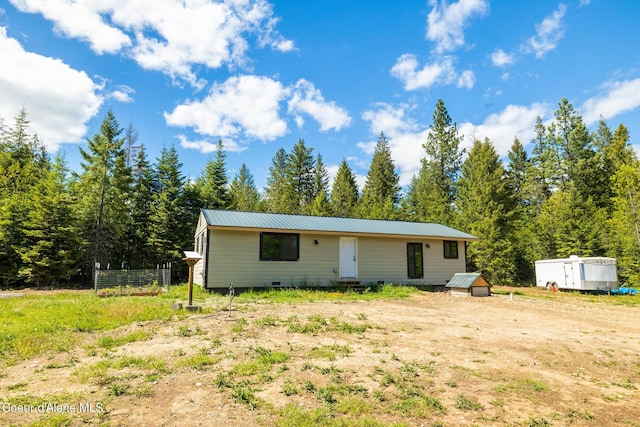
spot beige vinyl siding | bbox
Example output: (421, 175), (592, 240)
(193, 213), (209, 286)
(201, 227), (468, 288)
(358, 237), (466, 286)
(205, 229), (341, 288)
(449, 288), (470, 297)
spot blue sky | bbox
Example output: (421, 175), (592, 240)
(2, 0), (639, 190)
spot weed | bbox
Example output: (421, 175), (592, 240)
(303, 379), (316, 392)
(337, 322), (369, 334)
(613, 379), (636, 389)
(108, 382), (129, 396)
(177, 325), (205, 337)
(380, 372), (397, 386)
(231, 382), (261, 409)
(494, 377), (549, 399)
(133, 384), (153, 398)
(356, 313), (368, 320)
(231, 318), (247, 333)
(301, 362), (314, 371)
(316, 385), (337, 404)
(524, 416), (551, 426)
(335, 396), (372, 415)
(177, 353), (220, 369)
(565, 408), (595, 423)
(455, 394), (484, 411)
(214, 373), (231, 388)
(7, 382), (28, 391)
(281, 380), (298, 396)
(253, 315), (281, 328)
(373, 390), (387, 402)
(97, 330), (152, 349)
(277, 403), (334, 427)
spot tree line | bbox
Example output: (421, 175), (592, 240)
(1, 98), (639, 288)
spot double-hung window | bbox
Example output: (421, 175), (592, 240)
(443, 240), (458, 259)
(260, 232), (299, 261)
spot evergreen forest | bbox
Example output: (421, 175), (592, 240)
(1, 97), (639, 288)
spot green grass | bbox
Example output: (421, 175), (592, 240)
(236, 284), (421, 303)
(0, 288), (199, 362)
(96, 330), (153, 349)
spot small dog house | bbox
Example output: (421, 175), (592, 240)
(446, 272), (491, 297)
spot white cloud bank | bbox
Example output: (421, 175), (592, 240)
(581, 78), (640, 125)
(426, 0), (489, 53)
(9, 0), (294, 85)
(0, 27), (102, 150)
(361, 102), (550, 186)
(166, 75), (351, 151)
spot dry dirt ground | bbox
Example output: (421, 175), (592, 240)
(1, 289), (639, 426)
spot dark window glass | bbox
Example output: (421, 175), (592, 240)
(443, 240), (458, 259)
(407, 243), (424, 279)
(260, 233), (299, 261)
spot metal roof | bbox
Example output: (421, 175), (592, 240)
(445, 272), (483, 288)
(202, 210), (477, 240)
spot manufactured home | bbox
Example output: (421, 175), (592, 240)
(193, 210), (477, 290)
(535, 256), (618, 292)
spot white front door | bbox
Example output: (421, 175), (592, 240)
(340, 237), (358, 278)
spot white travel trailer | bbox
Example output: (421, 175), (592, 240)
(535, 256), (618, 292)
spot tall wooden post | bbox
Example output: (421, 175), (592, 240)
(182, 251), (202, 311)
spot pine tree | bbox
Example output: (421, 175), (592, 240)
(196, 140), (230, 209)
(18, 156), (80, 287)
(505, 137), (536, 282)
(286, 139), (316, 213)
(310, 154), (330, 216)
(148, 147), (186, 268)
(411, 99), (463, 225)
(126, 144), (155, 268)
(74, 110), (130, 280)
(330, 159), (359, 217)
(457, 138), (515, 284)
(265, 148), (294, 213)
(229, 163), (261, 212)
(0, 109), (49, 287)
(359, 132), (400, 219)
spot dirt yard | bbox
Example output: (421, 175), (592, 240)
(1, 289), (639, 426)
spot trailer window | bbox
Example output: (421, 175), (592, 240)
(443, 240), (458, 259)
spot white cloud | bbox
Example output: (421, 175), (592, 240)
(108, 85), (135, 103)
(360, 102), (552, 186)
(491, 48), (514, 67)
(362, 103), (418, 135)
(362, 103), (430, 186)
(391, 54), (474, 91)
(9, 0), (131, 54)
(426, 0), (489, 53)
(0, 27), (102, 150)
(166, 75), (350, 153)
(523, 3), (567, 58)
(165, 75), (288, 141)
(10, 0), (294, 85)
(457, 70), (475, 88)
(176, 134), (246, 153)
(287, 79), (351, 132)
(581, 78), (640, 125)
(458, 103), (550, 156)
